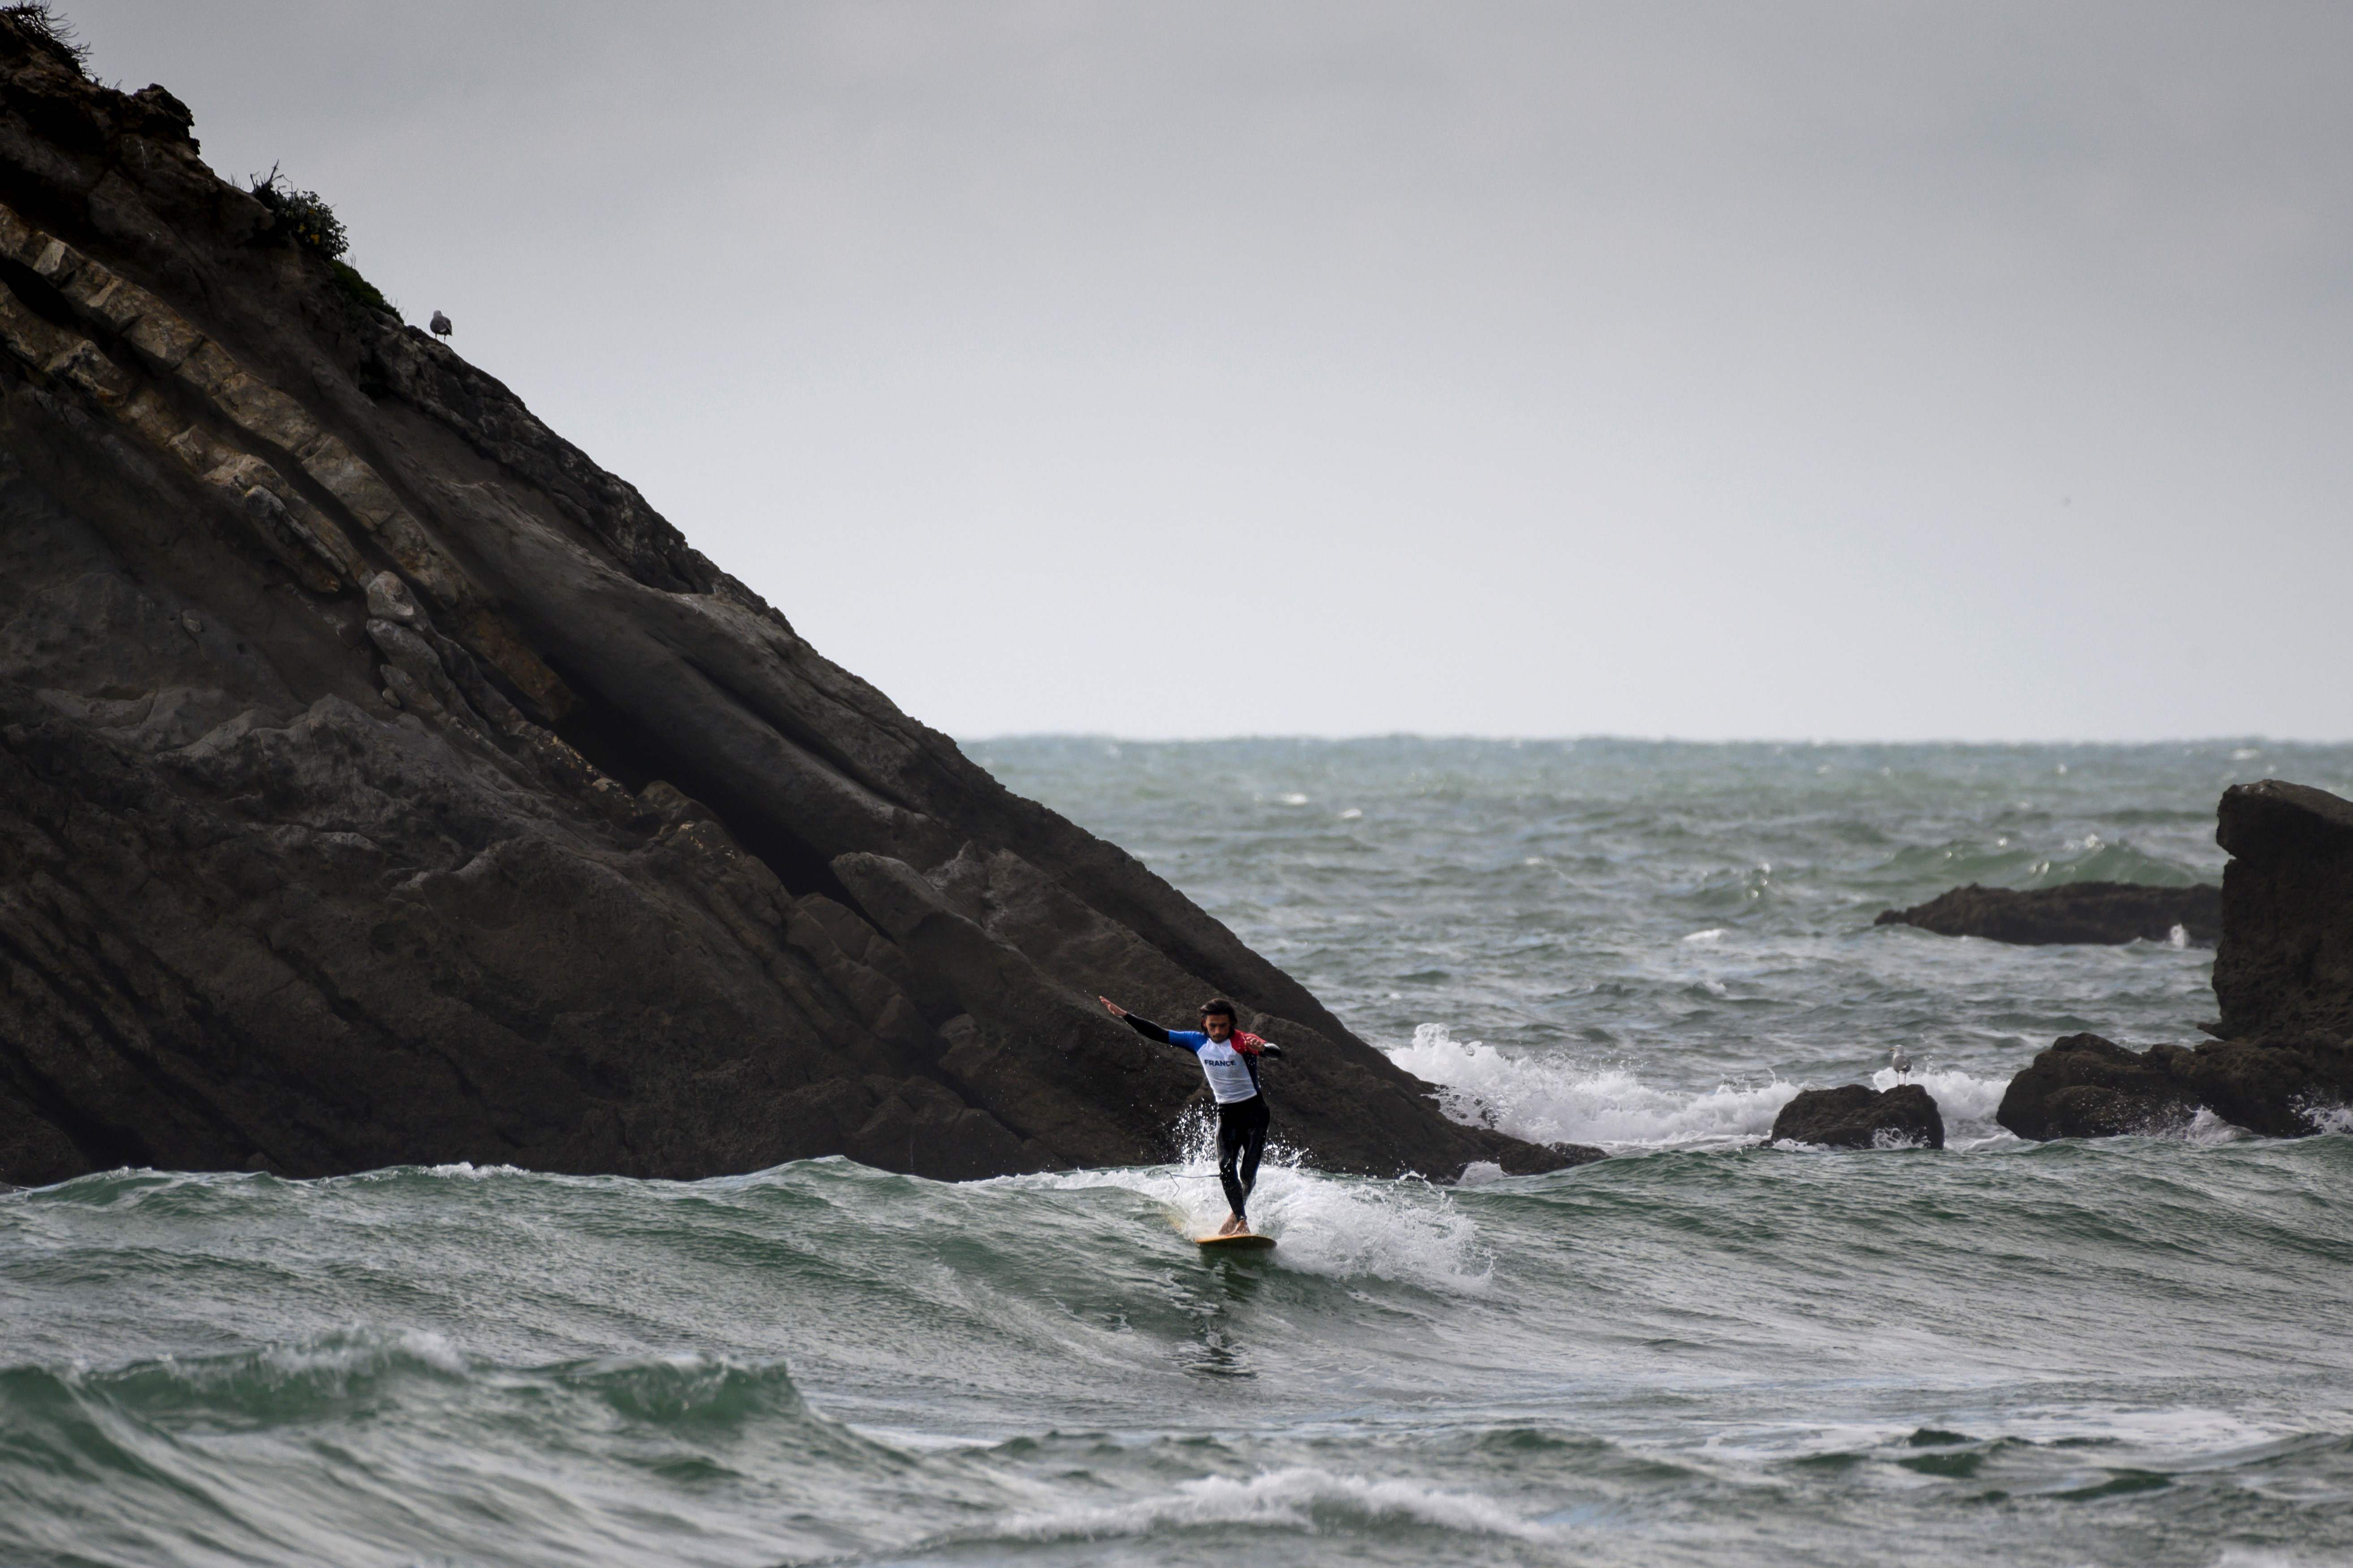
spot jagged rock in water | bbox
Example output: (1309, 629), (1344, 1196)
(1874, 882), (2220, 946)
(1997, 782), (2353, 1143)
(0, 22), (1601, 1187)
(2213, 781), (2353, 1048)
(1994, 1028), (2353, 1142)
(1994, 1034), (2204, 1140)
(1769, 1084), (1945, 1150)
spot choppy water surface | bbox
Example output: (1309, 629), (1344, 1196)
(9, 738), (2353, 1566)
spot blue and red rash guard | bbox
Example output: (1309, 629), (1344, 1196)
(1120, 1014), (1282, 1103)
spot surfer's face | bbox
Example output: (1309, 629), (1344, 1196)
(1202, 1014), (1233, 1041)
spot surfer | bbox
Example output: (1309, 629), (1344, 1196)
(1098, 996), (1282, 1236)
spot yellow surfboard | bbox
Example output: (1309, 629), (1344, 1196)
(1195, 1232), (1276, 1250)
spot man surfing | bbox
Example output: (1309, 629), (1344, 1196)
(1098, 995), (1282, 1237)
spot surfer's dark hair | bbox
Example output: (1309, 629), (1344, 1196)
(1198, 998), (1237, 1021)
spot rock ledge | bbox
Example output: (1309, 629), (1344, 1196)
(1876, 882), (2220, 946)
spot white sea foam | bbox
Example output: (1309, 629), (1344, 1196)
(403, 1161), (530, 1181)
(1865, 1065), (2015, 1147)
(985, 1466), (1557, 1542)
(2182, 1107), (2254, 1146)
(2297, 1101), (2353, 1136)
(1391, 1026), (2018, 1152)
(1389, 1025), (1795, 1151)
(1005, 1141), (1494, 1294)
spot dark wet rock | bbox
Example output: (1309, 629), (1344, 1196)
(1998, 785), (2353, 1141)
(2188, 781), (2353, 1135)
(2213, 780), (2353, 1048)
(0, 24), (1599, 1188)
(1998, 782), (2353, 1142)
(1874, 882), (2220, 946)
(2172, 1035), (2353, 1138)
(1997, 1028), (2353, 1141)
(1769, 1084), (1945, 1149)
(1994, 1034), (2203, 1140)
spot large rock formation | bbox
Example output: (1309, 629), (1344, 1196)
(0, 21), (1594, 1187)
(1996, 783), (2353, 1141)
(2211, 780), (2353, 1049)
(1875, 882), (2220, 946)
(1768, 1084), (1944, 1150)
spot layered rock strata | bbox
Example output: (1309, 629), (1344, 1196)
(1768, 1084), (1945, 1150)
(0, 23), (1595, 1186)
(1875, 882), (2220, 947)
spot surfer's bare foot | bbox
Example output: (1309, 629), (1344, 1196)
(1219, 1213), (1245, 1235)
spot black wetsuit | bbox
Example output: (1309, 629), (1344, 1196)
(1120, 1013), (1282, 1224)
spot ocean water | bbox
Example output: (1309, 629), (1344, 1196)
(8, 737), (2353, 1567)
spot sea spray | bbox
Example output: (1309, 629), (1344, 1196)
(1388, 1025), (2021, 1152)
(1387, 1024), (1799, 1150)
(1003, 1140), (1496, 1294)
(1864, 1063), (2015, 1147)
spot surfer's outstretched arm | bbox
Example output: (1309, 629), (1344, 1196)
(1123, 1014), (1180, 1045)
(1098, 996), (1192, 1050)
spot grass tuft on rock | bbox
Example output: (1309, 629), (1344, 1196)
(0, 4), (91, 74)
(248, 163), (349, 259)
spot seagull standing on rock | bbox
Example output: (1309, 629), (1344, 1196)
(429, 309), (452, 341)
(1889, 1044), (1914, 1080)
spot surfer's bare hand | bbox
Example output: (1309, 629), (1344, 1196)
(1097, 995), (1126, 1018)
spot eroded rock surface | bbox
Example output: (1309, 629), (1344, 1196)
(1997, 782), (2353, 1142)
(1995, 1029), (2353, 1141)
(2213, 781), (2353, 1048)
(1994, 1034), (2203, 1140)
(0, 22), (1596, 1187)
(1875, 882), (2220, 946)
(1769, 1084), (1945, 1150)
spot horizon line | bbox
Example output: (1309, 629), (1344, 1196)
(953, 731), (2353, 749)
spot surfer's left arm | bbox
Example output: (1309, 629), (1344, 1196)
(1099, 996), (1188, 1049)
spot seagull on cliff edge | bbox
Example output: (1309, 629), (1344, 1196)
(1889, 1044), (1914, 1080)
(429, 309), (452, 341)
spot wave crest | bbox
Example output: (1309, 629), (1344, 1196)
(1390, 1026), (2017, 1151)
(1390, 1025), (1798, 1151)
(982, 1465), (1558, 1543)
(564, 1351), (808, 1427)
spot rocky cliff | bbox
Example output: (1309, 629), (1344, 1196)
(0, 20), (1590, 1187)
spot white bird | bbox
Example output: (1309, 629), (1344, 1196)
(429, 309), (452, 341)
(1889, 1044), (1914, 1080)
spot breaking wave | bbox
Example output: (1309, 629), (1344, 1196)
(1388, 1025), (2016, 1151)
(1002, 1136), (1496, 1294)
(980, 1465), (1559, 1543)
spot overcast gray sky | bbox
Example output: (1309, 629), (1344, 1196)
(64, 2), (2353, 740)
